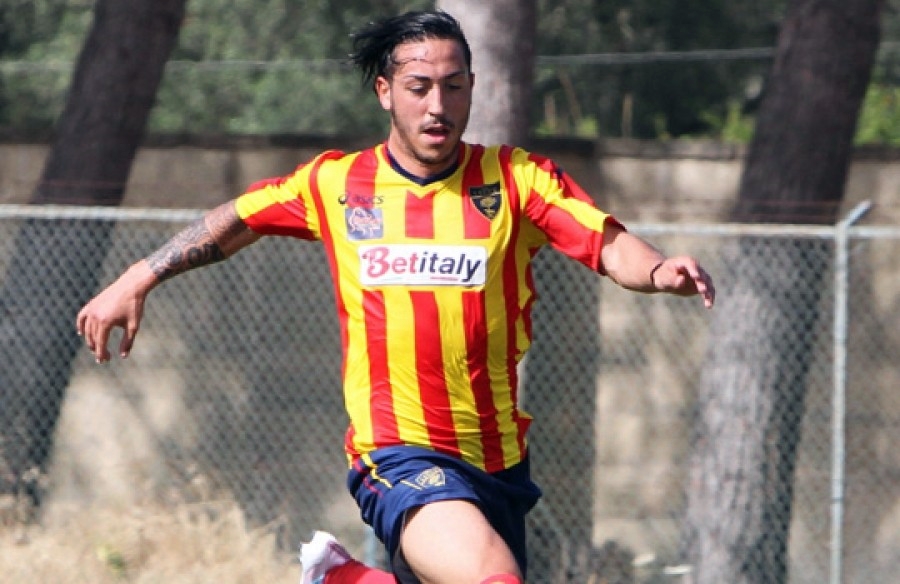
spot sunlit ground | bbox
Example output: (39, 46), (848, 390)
(0, 498), (297, 584)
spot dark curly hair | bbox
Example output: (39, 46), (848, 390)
(349, 10), (472, 89)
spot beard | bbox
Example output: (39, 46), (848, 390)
(388, 110), (467, 173)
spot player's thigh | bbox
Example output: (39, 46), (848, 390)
(399, 499), (522, 584)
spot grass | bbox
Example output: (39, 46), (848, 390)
(0, 498), (298, 583)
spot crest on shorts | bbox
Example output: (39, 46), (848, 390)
(415, 466), (446, 488)
(469, 182), (502, 220)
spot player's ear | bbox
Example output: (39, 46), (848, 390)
(375, 76), (391, 111)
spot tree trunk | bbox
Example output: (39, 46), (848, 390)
(437, 0), (536, 145)
(0, 0), (185, 504)
(682, 1), (883, 582)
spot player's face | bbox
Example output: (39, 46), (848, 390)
(376, 37), (473, 178)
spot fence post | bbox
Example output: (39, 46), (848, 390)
(830, 201), (871, 584)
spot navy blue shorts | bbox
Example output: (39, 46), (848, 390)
(347, 446), (542, 578)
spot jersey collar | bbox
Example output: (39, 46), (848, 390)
(384, 143), (464, 186)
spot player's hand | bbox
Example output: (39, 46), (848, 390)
(652, 256), (715, 309)
(76, 261), (157, 363)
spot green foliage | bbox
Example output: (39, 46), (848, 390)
(0, 0), (76, 56)
(855, 83), (900, 146)
(532, 0), (784, 139)
(0, 0), (430, 135)
(0, 0), (91, 129)
(0, 0), (897, 143)
(149, 0), (431, 135)
(150, 62), (386, 135)
(700, 99), (755, 143)
(95, 542), (128, 579)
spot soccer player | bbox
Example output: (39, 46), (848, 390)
(77, 9), (715, 584)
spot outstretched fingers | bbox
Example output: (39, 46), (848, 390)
(676, 260), (715, 308)
(119, 320), (139, 359)
(692, 266), (715, 308)
(76, 298), (142, 363)
(75, 261), (155, 363)
(77, 307), (110, 362)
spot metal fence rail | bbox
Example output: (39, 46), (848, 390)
(0, 204), (898, 583)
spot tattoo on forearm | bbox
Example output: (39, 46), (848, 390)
(206, 205), (252, 246)
(146, 218), (225, 281)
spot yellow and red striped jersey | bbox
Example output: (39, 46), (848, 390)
(235, 142), (619, 472)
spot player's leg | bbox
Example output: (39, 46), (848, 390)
(397, 499), (523, 584)
(344, 446), (539, 583)
(299, 531), (394, 584)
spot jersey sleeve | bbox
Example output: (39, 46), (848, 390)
(234, 150), (344, 240)
(514, 150), (624, 274)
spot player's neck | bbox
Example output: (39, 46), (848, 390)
(384, 143), (463, 186)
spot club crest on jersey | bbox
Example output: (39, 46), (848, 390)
(414, 466), (446, 488)
(346, 207), (383, 240)
(468, 182), (502, 220)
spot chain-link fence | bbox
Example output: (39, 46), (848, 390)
(0, 204), (898, 583)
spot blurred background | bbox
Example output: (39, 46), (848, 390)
(1, 1), (899, 583)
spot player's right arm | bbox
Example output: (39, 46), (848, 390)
(76, 201), (259, 363)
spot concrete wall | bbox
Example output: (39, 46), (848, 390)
(2, 134), (898, 224)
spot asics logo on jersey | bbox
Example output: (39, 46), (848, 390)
(358, 244), (487, 286)
(339, 193), (384, 207)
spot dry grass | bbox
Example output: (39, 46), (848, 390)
(0, 498), (298, 583)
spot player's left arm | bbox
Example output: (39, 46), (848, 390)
(601, 221), (715, 309)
